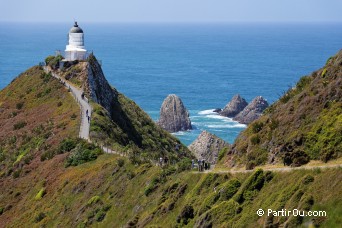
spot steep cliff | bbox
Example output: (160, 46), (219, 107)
(188, 131), (229, 164)
(157, 94), (192, 133)
(223, 50), (342, 169)
(220, 94), (248, 117)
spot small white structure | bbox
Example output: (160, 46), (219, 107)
(64, 22), (87, 61)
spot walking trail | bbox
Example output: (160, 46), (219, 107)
(197, 163), (342, 174)
(44, 66), (122, 156)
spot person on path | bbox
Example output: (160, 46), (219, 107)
(159, 157), (163, 167)
(191, 159), (195, 169)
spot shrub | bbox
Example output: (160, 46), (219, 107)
(45, 56), (55, 65)
(35, 188), (46, 200)
(301, 175), (314, 185)
(59, 138), (77, 153)
(13, 121), (27, 130)
(252, 122), (264, 133)
(12, 169), (21, 178)
(233, 169), (265, 203)
(218, 147), (229, 161)
(0, 207), (3, 215)
(117, 158), (125, 167)
(144, 176), (161, 196)
(296, 75), (312, 91)
(176, 158), (192, 172)
(65, 142), (103, 167)
(177, 205), (194, 225)
(40, 72), (51, 83)
(16, 102), (24, 110)
(41, 149), (57, 161)
(219, 179), (241, 201)
(95, 210), (106, 222)
(34, 212), (46, 223)
(250, 134), (260, 145)
(321, 68), (327, 78)
(87, 196), (101, 206)
(269, 118), (279, 130)
(57, 101), (63, 107)
(71, 113), (77, 120)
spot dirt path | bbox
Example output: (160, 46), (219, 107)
(44, 66), (91, 141)
(194, 163), (342, 174)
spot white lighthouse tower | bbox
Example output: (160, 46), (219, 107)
(65, 22), (87, 61)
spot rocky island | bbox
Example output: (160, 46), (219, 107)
(157, 94), (192, 132)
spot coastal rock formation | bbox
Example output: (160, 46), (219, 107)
(233, 96), (269, 124)
(220, 94), (248, 117)
(158, 94), (192, 133)
(188, 131), (229, 164)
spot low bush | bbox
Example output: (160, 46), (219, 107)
(251, 122), (264, 133)
(87, 196), (101, 206)
(13, 121), (27, 130)
(16, 102), (24, 110)
(35, 188), (46, 200)
(176, 157), (192, 172)
(117, 158), (125, 167)
(59, 138), (78, 153)
(219, 179), (241, 201)
(218, 147), (229, 161)
(34, 212), (46, 223)
(65, 142), (103, 167)
(177, 205), (194, 225)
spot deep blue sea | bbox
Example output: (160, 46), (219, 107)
(1, 23), (342, 145)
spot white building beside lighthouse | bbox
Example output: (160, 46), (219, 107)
(64, 22), (87, 61)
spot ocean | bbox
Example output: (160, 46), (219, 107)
(1, 22), (341, 145)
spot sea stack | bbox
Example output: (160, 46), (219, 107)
(220, 94), (248, 117)
(233, 96), (269, 124)
(188, 131), (229, 164)
(158, 94), (192, 132)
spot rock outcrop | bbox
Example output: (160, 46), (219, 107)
(233, 96), (268, 124)
(188, 131), (229, 164)
(220, 94), (248, 117)
(86, 54), (118, 114)
(158, 94), (192, 133)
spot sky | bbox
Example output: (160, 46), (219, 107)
(1, 0), (342, 23)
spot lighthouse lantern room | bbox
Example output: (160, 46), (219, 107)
(64, 22), (87, 61)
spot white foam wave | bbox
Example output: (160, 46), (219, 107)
(198, 109), (215, 115)
(206, 124), (247, 129)
(205, 114), (227, 120)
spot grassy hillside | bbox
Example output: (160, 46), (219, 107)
(0, 66), (80, 178)
(222, 50), (342, 169)
(1, 150), (341, 227)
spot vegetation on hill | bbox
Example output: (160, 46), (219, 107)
(0, 66), (80, 178)
(223, 51), (342, 169)
(1, 150), (341, 227)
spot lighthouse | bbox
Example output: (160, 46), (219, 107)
(64, 22), (87, 61)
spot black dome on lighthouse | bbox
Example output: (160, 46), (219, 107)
(69, 22), (83, 33)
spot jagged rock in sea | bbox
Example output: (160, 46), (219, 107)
(220, 94), (248, 117)
(188, 131), (229, 164)
(157, 94), (192, 133)
(213, 108), (222, 113)
(233, 96), (269, 124)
